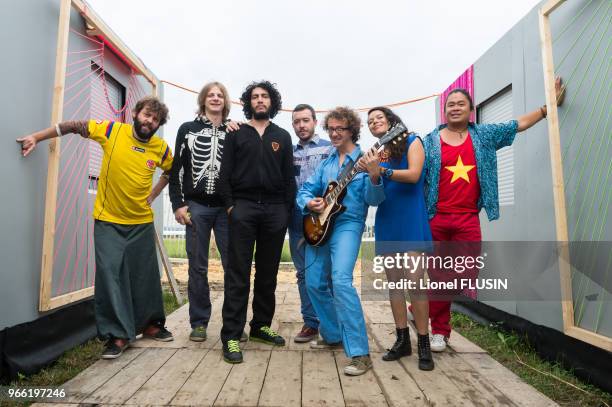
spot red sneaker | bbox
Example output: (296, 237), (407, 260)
(294, 325), (318, 343)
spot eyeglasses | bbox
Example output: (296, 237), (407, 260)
(327, 127), (350, 134)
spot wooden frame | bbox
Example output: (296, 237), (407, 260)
(539, 0), (611, 352)
(39, 0), (169, 311)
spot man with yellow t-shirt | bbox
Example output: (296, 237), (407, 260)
(17, 96), (174, 359)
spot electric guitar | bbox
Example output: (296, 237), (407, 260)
(303, 123), (408, 246)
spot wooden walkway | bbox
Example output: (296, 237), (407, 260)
(35, 283), (557, 406)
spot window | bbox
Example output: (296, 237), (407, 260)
(477, 86), (514, 206)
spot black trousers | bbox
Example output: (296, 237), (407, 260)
(221, 199), (288, 341)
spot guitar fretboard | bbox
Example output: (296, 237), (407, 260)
(324, 140), (382, 205)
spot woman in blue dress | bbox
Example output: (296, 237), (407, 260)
(361, 107), (434, 370)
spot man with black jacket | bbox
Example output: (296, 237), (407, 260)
(218, 80), (296, 363)
(168, 82), (242, 343)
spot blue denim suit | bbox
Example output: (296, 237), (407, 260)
(296, 146), (385, 357)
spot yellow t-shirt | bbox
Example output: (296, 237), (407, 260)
(88, 120), (173, 224)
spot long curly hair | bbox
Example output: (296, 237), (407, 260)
(323, 106), (361, 143)
(367, 106), (410, 160)
(240, 80), (282, 119)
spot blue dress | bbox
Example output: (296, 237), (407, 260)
(375, 134), (432, 255)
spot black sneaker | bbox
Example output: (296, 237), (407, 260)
(101, 339), (128, 359)
(250, 326), (286, 346)
(223, 339), (243, 364)
(143, 326), (174, 342)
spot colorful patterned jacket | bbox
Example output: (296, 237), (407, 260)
(423, 121), (518, 221)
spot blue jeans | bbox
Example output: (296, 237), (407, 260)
(288, 208), (319, 329)
(305, 220), (368, 358)
(185, 201), (229, 328)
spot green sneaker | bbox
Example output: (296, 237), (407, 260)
(344, 355), (373, 376)
(189, 326), (207, 342)
(250, 326), (286, 346)
(223, 339), (243, 364)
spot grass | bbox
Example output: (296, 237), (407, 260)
(451, 312), (612, 407)
(3, 290), (183, 407)
(164, 237), (293, 262)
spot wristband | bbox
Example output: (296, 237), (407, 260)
(540, 105), (547, 118)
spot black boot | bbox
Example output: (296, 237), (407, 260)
(382, 327), (412, 361)
(417, 334), (434, 371)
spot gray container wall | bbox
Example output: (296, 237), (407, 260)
(468, 0), (610, 335)
(1, 0), (161, 329)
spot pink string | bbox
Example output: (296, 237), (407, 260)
(67, 47), (104, 55)
(54, 141), (90, 254)
(66, 53), (103, 68)
(57, 131), (88, 203)
(65, 65), (103, 93)
(64, 69), (103, 108)
(70, 28), (104, 45)
(58, 166), (91, 294)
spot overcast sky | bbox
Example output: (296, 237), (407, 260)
(87, 0), (542, 149)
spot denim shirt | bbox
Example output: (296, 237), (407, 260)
(423, 120), (518, 221)
(296, 145), (385, 224)
(293, 135), (332, 189)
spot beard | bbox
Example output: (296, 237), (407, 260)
(133, 117), (158, 140)
(252, 106), (271, 120)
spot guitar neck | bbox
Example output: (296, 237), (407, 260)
(325, 141), (383, 204)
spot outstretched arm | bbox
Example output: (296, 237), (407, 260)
(517, 76), (565, 132)
(16, 121), (89, 157)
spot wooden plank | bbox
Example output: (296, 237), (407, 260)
(302, 351), (345, 407)
(63, 348), (145, 402)
(82, 348), (176, 404)
(39, 0), (71, 312)
(258, 350), (302, 407)
(459, 353), (557, 407)
(370, 353), (427, 407)
(539, 3), (575, 335)
(447, 331), (487, 353)
(398, 355), (476, 406)
(566, 326), (612, 352)
(277, 321), (310, 351)
(541, 0), (566, 16)
(47, 287), (94, 310)
(127, 348), (206, 405)
(154, 226), (183, 304)
(335, 353), (388, 407)
(214, 349), (271, 406)
(70, 0), (157, 84)
(435, 352), (515, 407)
(171, 348), (233, 406)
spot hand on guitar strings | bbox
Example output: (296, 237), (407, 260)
(307, 197), (327, 213)
(362, 148), (381, 176)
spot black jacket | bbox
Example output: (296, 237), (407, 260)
(168, 116), (228, 211)
(218, 122), (296, 209)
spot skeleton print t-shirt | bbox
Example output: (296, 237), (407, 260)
(168, 116), (229, 210)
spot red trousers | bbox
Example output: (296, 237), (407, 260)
(411, 212), (482, 337)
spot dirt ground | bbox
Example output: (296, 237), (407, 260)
(162, 259), (363, 294)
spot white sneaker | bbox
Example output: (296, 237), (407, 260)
(430, 334), (447, 352)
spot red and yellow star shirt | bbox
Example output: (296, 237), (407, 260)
(88, 120), (173, 224)
(436, 133), (480, 213)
